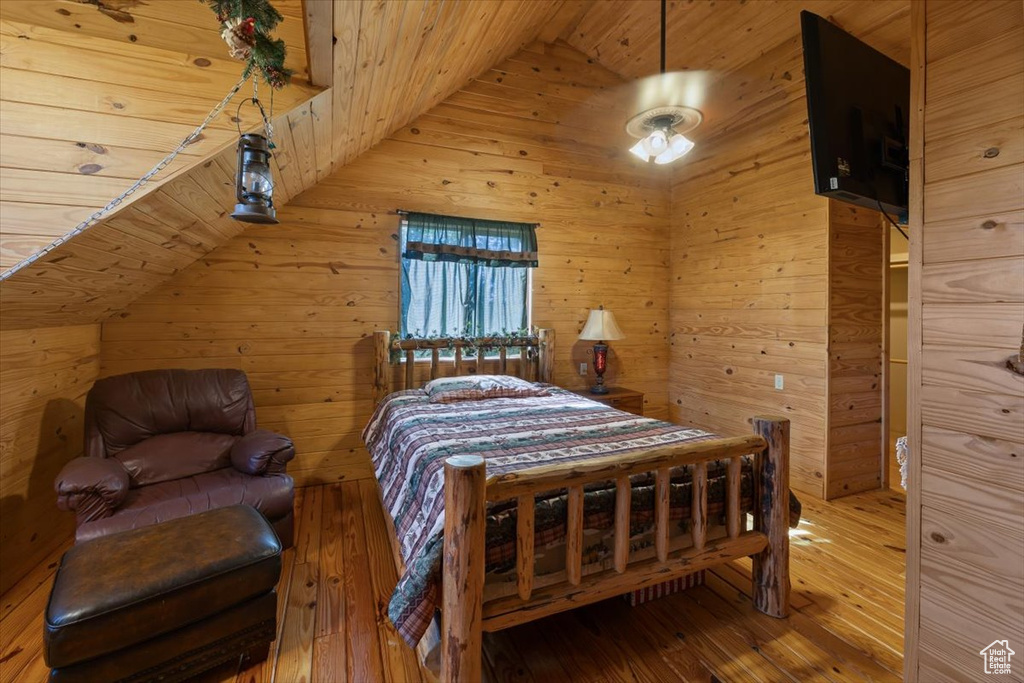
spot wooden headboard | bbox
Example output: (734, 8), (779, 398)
(372, 329), (554, 404)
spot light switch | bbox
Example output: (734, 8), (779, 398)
(774, 374), (784, 390)
(579, 363), (588, 376)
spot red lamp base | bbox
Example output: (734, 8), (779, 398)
(590, 342), (610, 394)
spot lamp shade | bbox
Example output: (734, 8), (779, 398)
(579, 309), (625, 341)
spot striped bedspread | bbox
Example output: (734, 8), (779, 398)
(362, 386), (795, 647)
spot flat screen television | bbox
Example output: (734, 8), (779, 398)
(801, 11), (910, 221)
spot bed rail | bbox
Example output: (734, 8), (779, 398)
(440, 417), (791, 683)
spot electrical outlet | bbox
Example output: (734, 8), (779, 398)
(579, 362), (588, 376)
(774, 374), (784, 390)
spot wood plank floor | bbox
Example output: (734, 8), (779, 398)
(0, 486), (905, 682)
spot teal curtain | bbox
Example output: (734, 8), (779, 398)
(400, 212), (535, 338)
(402, 212), (538, 268)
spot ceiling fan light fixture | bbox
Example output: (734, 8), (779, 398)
(667, 133), (695, 157)
(625, 107), (702, 165)
(628, 139), (649, 161)
(654, 135), (695, 164)
(643, 129), (669, 155)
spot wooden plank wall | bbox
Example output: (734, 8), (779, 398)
(0, 5), (316, 272)
(906, 1), (1024, 679)
(0, 325), (100, 594)
(667, 6), (908, 500)
(100, 42), (673, 486)
(668, 74), (830, 499)
(826, 201), (885, 498)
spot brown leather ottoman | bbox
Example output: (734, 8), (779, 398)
(44, 505), (282, 683)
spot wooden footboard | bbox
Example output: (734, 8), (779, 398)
(440, 417), (791, 683)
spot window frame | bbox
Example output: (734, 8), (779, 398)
(396, 216), (534, 359)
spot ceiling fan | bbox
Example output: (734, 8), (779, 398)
(624, 0), (706, 165)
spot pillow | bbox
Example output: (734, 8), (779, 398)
(424, 375), (551, 403)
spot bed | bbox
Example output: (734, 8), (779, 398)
(366, 329), (793, 682)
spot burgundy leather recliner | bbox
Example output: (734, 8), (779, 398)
(55, 369), (296, 547)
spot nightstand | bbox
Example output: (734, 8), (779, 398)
(571, 387), (644, 416)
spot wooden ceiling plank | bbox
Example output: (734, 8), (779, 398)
(269, 110), (306, 200)
(103, 207), (209, 259)
(0, 25), (317, 108)
(302, 0), (334, 87)
(0, 198), (96, 230)
(67, 222), (196, 272)
(449, 2), (508, 97)
(0, 101), (232, 160)
(483, 1), (550, 75)
(309, 89), (334, 182)
(0, 69), (272, 135)
(0, 19), (247, 80)
(158, 175), (238, 240)
(354, 0), (408, 158)
(368, 0), (428, 146)
(0, 0), (305, 75)
(356, 0), (409, 154)
(0, 167), (157, 209)
(398, 0), (470, 144)
(342, 0), (388, 165)
(185, 149), (249, 236)
(564, 0), (642, 61)
(386, 0), (450, 138)
(0, 133), (197, 184)
(537, 0), (585, 44)
(1, 237), (66, 269)
(331, 0), (363, 166)
(132, 191), (226, 251)
(286, 103), (319, 190)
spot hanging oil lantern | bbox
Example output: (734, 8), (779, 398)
(231, 132), (278, 224)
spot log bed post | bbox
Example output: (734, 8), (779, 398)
(538, 328), (554, 383)
(373, 330), (392, 405)
(751, 416), (791, 618)
(442, 456), (486, 683)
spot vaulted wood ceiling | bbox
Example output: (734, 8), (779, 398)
(322, 0), (579, 167)
(0, 0), (909, 330)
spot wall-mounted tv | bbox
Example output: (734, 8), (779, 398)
(801, 11), (910, 220)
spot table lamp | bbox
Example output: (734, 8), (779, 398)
(579, 307), (625, 394)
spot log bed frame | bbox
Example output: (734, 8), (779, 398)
(371, 329), (791, 682)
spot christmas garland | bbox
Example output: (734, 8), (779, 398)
(204, 0), (292, 88)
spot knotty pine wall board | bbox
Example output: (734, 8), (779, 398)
(0, 324), (100, 594)
(667, 3), (908, 499)
(101, 43), (674, 486)
(826, 202), (885, 498)
(670, 99), (830, 498)
(906, 1), (1024, 678)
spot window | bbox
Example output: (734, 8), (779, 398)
(399, 212), (537, 340)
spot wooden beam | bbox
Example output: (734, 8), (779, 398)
(302, 0), (334, 88)
(904, 2), (926, 678)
